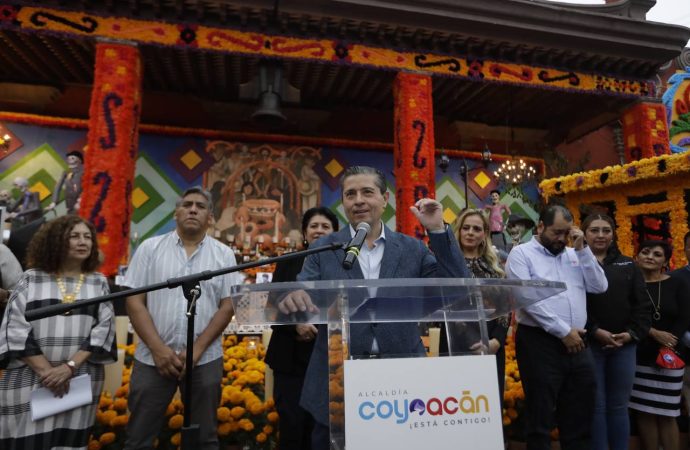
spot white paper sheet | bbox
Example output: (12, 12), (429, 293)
(30, 374), (92, 421)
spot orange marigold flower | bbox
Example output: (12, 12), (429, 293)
(228, 390), (244, 404)
(111, 415), (129, 427)
(267, 411), (279, 423)
(165, 403), (176, 416)
(238, 418), (254, 432)
(265, 398), (275, 408)
(100, 410), (117, 425)
(169, 414), (184, 430)
(98, 395), (113, 409)
(263, 425), (273, 434)
(229, 406), (246, 420)
(113, 398), (128, 412)
(249, 402), (265, 415)
(218, 422), (232, 436)
(87, 440), (102, 450)
(170, 432), (181, 446)
(99, 432), (116, 444)
(502, 416), (511, 426)
(115, 385), (129, 398)
(217, 407), (231, 422)
(256, 432), (267, 443)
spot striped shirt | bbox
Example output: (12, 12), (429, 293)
(123, 231), (239, 366)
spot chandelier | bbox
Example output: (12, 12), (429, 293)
(494, 158), (536, 185)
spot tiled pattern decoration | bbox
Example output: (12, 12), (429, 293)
(0, 122), (540, 245)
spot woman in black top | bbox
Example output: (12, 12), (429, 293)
(264, 207), (339, 450)
(583, 214), (651, 450)
(629, 240), (690, 450)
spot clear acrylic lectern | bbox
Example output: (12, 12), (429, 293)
(230, 278), (565, 450)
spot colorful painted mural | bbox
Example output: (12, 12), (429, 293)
(662, 66), (690, 153)
(0, 119), (541, 262)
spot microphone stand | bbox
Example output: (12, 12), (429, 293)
(24, 241), (345, 449)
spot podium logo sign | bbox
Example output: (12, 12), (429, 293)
(344, 355), (503, 450)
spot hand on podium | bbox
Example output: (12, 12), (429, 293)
(278, 289), (319, 315)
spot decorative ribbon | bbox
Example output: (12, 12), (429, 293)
(81, 42), (141, 276)
(393, 72), (436, 239)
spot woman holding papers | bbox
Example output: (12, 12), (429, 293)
(0, 215), (116, 449)
(439, 209), (508, 398)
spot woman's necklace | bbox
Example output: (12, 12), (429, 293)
(56, 273), (85, 304)
(645, 281), (662, 321)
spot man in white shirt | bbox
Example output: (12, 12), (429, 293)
(123, 186), (239, 450)
(506, 204), (607, 450)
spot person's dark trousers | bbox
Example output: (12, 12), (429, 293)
(311, 421), (330, 450)
(516, 324), (596, 450)
(274, 372), (314, 450)
(124, 358), (223, 450)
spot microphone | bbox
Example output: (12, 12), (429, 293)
(342, 222), (371, 270)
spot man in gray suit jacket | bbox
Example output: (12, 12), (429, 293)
(279, 166), (469, 450)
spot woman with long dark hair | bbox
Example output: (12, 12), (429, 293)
(0, 215), (116, 449)
(582, 214), (650, 450)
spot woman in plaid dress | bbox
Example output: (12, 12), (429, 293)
(0, 215), (117, 449)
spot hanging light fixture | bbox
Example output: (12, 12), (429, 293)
(494, 158), (537, 184)
(493, 92), (536, 185)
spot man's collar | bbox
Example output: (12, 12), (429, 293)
(174, 229), (207, 247)
(349, 221), (386, 242)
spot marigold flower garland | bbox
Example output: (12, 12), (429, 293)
(393, 72), (436, 238)
(81, 42), (142, 276)
(9, 5), (653, 98)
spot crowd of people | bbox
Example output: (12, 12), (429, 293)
(1, 165), (690, 450)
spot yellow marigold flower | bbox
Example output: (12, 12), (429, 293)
(223, 362), (233, 372)
(263, 425), (273, 434)
(218, 422), (232, 436)
(238, 418), (254, 432)
(87, 440), (102, 450)
(113, 398), (128, 412)
(169, 414), (184, 430)
(217, 406), (231, 422)
(229, 390), (244, 405)
(229, 406), (246, 420)
(165, 402), (176, 416)
(172, 399), (184, 410)
(246, 371), (262, 384)
(256, 432), (267, 443)
(99, 432), (116, 444)
(249, 402), (264, 415)
(170, 432), (181, 446)
(267, 411), (279, 423)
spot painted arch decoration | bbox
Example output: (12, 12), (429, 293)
(0, 4), (653, 98)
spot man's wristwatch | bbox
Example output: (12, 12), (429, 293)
(65, 360), (77, 375)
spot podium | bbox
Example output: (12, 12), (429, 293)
(230, 278), (565, 450)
